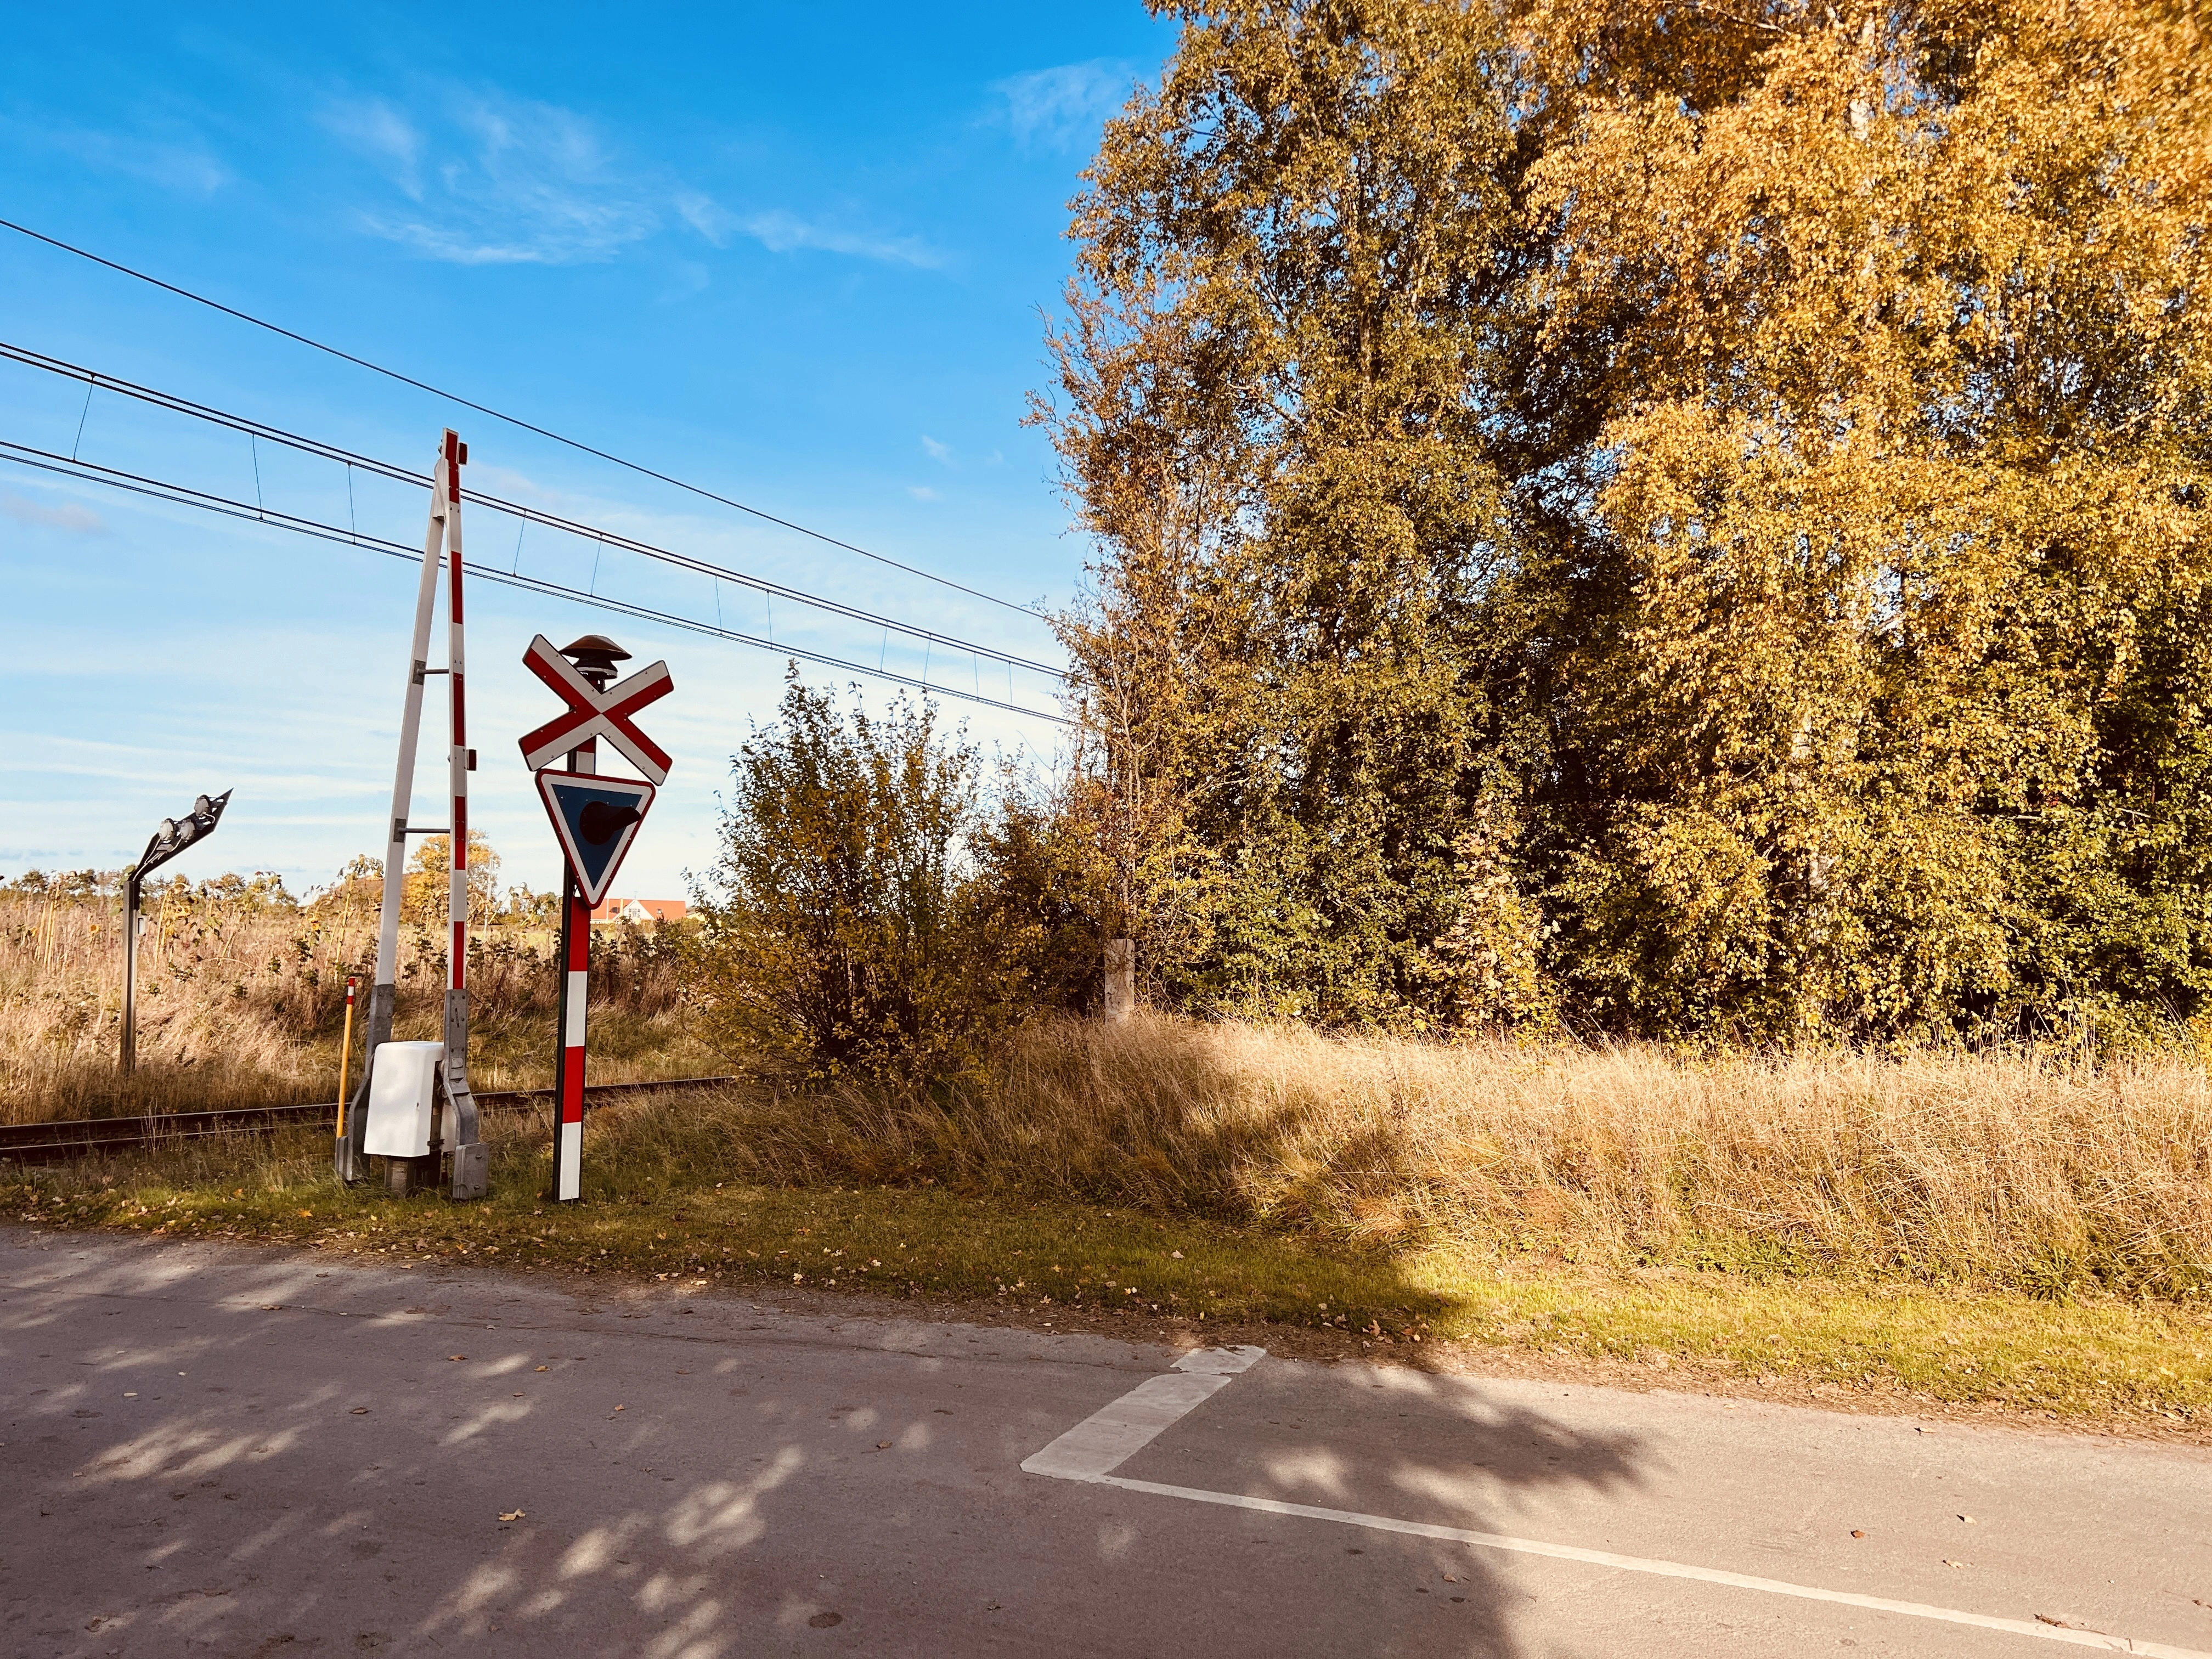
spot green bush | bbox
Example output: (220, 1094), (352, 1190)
(685, 678), (1076, 1086)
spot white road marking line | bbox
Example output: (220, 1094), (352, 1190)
(1022, 1346), (1265, 1480)
(1084, 1476), (2206, 1657)
(1022, 1348), (2209, 1659)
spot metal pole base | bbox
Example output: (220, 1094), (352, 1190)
(385, 1151), (442, 1198)
(441, 990), (486, 1201)
(450, 1141), (489, 1200)
(341, 986), (398, 1184)
(336, 1069), (370, 1186)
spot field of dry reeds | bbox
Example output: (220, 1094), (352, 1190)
(0, 891), (709, 1123)
(10, 883), (2211, 1310)
(11, 984), (2211, 1415)
(591, 1013), (2212, 1304)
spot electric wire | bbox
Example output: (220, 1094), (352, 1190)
(0, 438), (1071, 727)
(0, 340), (1064, 678)
(0, 216), (1049, 619)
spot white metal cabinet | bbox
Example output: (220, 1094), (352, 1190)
(362, 1041), (443, 1158)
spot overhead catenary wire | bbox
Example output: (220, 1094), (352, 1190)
(0, 216), (1049, 620)
(0, 438), (1072, 726)
(0, 340), (1065, 679)
(69, 376), (93, 460)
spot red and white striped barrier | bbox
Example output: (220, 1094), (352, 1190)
(344, 428), (486, 1199)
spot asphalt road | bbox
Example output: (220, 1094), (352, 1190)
(3, 1226), (2209, 1658)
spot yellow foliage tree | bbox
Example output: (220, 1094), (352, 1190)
(403, 831), (503, 932)
(1043, 0), (2210, 1039)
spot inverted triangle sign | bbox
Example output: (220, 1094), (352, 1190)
(537, 772), (656, 907)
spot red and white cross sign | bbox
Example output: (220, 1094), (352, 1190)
(516, 633), (674, 783)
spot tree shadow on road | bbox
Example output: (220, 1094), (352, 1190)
(2, 1231), (1653, 1658)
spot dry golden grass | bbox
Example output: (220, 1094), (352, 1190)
(12, 1077), (2209, 1424)
(632, 1013), (2212, 1303)
(10, 1014), (2211, 1421)
(0, 894), (710, 1122)
(10, 891), (2207, 1315)
(1, 895), (336, 1121)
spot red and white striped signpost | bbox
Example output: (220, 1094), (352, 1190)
(520, 633), (672, 1203)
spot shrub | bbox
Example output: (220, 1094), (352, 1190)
(685, 678), (1057, 1086)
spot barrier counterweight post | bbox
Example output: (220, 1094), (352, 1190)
(119, 797), (229, 1088)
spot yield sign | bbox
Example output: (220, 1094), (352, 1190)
(537, 772), (657, 907)
(517, 634), (674, 782)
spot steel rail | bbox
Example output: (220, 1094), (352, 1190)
(0, 1075), (742, 1166)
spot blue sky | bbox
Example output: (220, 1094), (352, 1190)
(0, 3), (1172, 900)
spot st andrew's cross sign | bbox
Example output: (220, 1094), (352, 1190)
(518, 633), (673, 783)
(520, 632), (674, 1201)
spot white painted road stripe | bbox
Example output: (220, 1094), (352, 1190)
(1022, 1348), (2210, 1659)
(1022, 1346), (1266, 1480)
(1085, 1475), (2208, 1657)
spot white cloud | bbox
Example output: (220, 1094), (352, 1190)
(10, 119), (228, 195)
(319, 95), (424, 196)
(994, 60), (1137, 150)
(674, 191), (744, 246)
(338, 87), (658, 265)
(731, 208), (941, 268)
(330, 88), (937, 269)
(920, 436), (953, 464)
(2, 493), (105, 533)
(907, 486), (939, 501)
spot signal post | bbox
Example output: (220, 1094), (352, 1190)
(520, 633), (671, 1201)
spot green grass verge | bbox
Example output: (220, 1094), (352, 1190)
(7, 1128), (2207, 1426)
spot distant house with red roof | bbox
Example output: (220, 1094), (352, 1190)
(590, 897), (689, 927)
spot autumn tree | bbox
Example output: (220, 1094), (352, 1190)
(1044, 0), (2211, 1039)
(1041, 0), (1539, 1023)
(1508, 0), (2212, 1036)
(403, 831), (501, 930)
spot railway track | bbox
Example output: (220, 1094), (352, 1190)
(0, 1076), (741, 1166)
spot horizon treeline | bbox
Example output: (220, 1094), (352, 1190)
(4, 834), (562, 931)
(1028, 0), (2212, 1042)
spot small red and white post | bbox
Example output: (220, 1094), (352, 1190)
(522, 634), (670, 1203)
(335, 976), (358, 1144)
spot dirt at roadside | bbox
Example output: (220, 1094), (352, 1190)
(558, 1258), (2212, 1450)
(13, 1215), (2205, 1448)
